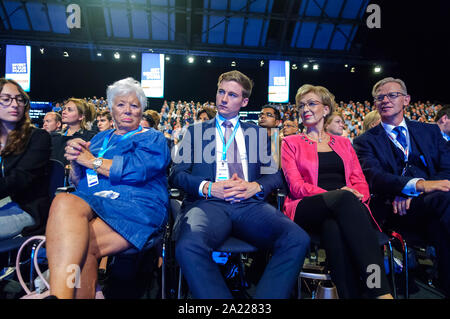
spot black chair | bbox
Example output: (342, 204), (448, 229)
(168, 191), (258, 299)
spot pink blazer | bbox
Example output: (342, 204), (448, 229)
(281, 133), (381, 231)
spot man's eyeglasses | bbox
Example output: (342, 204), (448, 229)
(259, 112), (275, 118)
(374, 92), (406, 102)
(0, 95), (28, 107)
(282, 124), (297, 129)
(297, 100), (322, 110)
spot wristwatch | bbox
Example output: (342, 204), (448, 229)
(255, 183), (264, 200)
(92, 157), (103, 172)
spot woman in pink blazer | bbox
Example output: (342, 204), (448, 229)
(281, 84), (392, 299)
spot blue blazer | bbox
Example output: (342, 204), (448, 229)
(353, 119), (450, 197)
(169, 118), (284, 205)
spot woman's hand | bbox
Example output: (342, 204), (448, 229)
(64, 138), (89, 162)
(340, 186), (364, 201)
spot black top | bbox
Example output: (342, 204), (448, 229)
(50, 129), (97, 166)
(317, 151), (346, 191)
(0, 128), (51, 236)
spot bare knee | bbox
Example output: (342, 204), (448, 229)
(48, 193), (93, 224)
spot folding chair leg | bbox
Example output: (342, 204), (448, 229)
(177, 268), (183, 299)
(388, 241), (397, 299)
(404, 241), (409, 299)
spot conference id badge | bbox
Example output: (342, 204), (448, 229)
(216, 160), (229, 181)
(86, 169), (99, 187)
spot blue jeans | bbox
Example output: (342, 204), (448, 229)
(0, 197), (35, 240)
(175, 199), (310, 299)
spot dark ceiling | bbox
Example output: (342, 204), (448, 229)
(0, 0), (377, 65)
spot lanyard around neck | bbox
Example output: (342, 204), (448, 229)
(215, 119), (240, 161)
(97, 126), (142, 158)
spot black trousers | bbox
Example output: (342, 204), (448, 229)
(294, 190), (391, 298)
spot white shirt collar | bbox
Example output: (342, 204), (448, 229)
(381, 118), (407, 135)
(216, 114), (240, 127)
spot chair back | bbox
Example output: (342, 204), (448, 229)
(48, 159), (66, 200)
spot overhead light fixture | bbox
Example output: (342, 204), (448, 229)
(114, 52), (120, 59)
(97, 52), (102, 57)
(313, 64), (319, 70)
(292, 64), (298, 70)
(63, 51), (69, 57)
(231, 61), (236, 67)
(40, 48), (44, 54)
(351, 67), (356, 73)
(303, 63), (309, 69)
(131, 53), (136, 59)
(260, 60), (264, 67)
(206, 58), (212, 64)
(187, 56), (194, 63)
(165, 56), (170, 61)
(344, 64), (349, 68)
(374, 66), (382, 73)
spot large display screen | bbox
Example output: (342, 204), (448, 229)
(268, 60), (290, 103)
(29, 101), (53, 127)
(5, 45), (31, 92)
(141, 53), (165, 98)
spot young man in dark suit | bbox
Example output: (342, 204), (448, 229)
(353, 77), (450, 297)
(169, 70), (310, 299)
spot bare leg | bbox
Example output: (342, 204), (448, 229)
(74, 217), (131, 299)
(46, 193), (94, 299)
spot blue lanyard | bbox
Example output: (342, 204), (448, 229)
(97, 126), (142, 158)
(215, 119), (240, 161)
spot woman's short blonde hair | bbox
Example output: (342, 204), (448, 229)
(295, 84), (336, 122)
(362, 110), (381, 133)
(64, 98), (95, 130)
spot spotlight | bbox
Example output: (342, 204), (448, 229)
(374, 66), (382, 73)
(165, 56), (170, 61)
(351, 67), (356, 73)
(313, 64), (319, 70)
(131, 53), (136, 59)
(63, 51), (69, 57)
(344, 64), (348, 68)
(187, 56), (194, 63)
(206, 58), (212, 64)
(114, 52), (120, 59)
(97, 52), (102, 57)
(231, 61), (236, 67)
(292, 64), (298, 70)
(303, 63), (309, 69)
(260, 60), (264, 67)
(40, 48), (44, 54)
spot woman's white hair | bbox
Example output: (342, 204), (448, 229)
(106, 77), (147, 111)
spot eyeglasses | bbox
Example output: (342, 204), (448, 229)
(374, 92), (406, 102)
(0, 95), (28, 107)
(259, 112), (275, 118)
(297, 100), (322, 110)
(282, 124), (297, 129)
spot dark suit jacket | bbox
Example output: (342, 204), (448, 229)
(353, 119), (450, 199)
(50, 129), (97, 166)
(0, 128), (52, 236)
(169, 118), (284, 206)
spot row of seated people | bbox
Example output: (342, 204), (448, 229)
(0, 72), (449, 299)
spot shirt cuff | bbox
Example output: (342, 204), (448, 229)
(402, 178), (424, 197)
(198, 180), (209, 197)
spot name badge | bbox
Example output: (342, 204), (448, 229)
(86, 169), (99, 187)
(216, 160), (229, 181)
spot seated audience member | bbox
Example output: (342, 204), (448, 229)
(141, 112), (156, 129)
(361, 110), (381, 134)
(169, 70), (309, 299)
(258, 104), (281, 135)
(43, 111), (62, 133)
(281, 84), (392, 299)
(0, 79), (51, 239)
(281, 119), (299, 138)
(142, 110), (160, 129)
(51, 98), (96, 166)
(435, 104), (450, 142)
(353, 77), (450, 298)
(96, 110), (114, 132)
(196, 106), (216, 122)
(324, 112), (345, 136)
(45, 77), (170, 299)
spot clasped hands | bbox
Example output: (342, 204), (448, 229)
(64, 138), (94, 170)
(203, 173), (261, 203)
